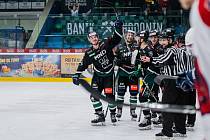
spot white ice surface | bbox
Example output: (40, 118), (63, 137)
(0, 82), (205, 140)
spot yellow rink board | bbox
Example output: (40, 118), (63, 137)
(0, 77), (90, 82)
(0, 77), (143, 86)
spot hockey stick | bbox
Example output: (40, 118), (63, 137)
(141, 78), (159, 102)
(78, 78), (198, 114)
(95, 0), (129, 45)
(138, 107), (143, 122)
(104, 104), (109, 118)
(137, 79), (157, 122)
(136, 71), (159, 121)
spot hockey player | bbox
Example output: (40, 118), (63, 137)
(174, 33), (185, 48)
(178, 31), (196, 131)
(141, 30), (189, 138)
(179, 0), (210, 139)
(147, 30), (162, 127)
(149, 29), (160, 49)
(137, 30), (160, 130)
(137, 30), (152, 71)
(165, 28), (175, 45)
(72, 20), (123, 125)
(114, 30), (139, 121)
(171, 32), (197, 131)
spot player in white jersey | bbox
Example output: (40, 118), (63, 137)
(180, 0), (210, 139)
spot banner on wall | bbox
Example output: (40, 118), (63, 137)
(66, 20), (164, 36)
(61, 54), (84, 77)
(0, 55), (61, 77)
(61, 54), (93, 78)
(36, 15), (166, 49)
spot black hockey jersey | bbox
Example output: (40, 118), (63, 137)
(115, 42), (139, 74)
(138, 45), (153, 69)
(77, 30), (122, 76)
(148, 43), (161, 74)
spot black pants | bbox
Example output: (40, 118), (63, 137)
(90, 73), (116, 113)
(186, 89), (196, 125)
(139, 72), (159, 117)
(161, 79), (187, 136)
(117, 75), (139, 110)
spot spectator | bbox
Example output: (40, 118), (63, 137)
(158, 0), (168, 14)
(68, 3), (79, 17)
(144, 4), (151, 16)
(150, 0), (160, 16)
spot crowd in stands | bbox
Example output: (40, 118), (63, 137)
(60, 0), (185, 16)
(0, 0), (189, 49)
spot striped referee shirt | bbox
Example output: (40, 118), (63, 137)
(151, 46), (186, 76)
(180, 46), (194, 72)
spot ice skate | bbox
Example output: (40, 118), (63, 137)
(186, 123), (194, 131)
(91, 111), (105, 126)
(116, 108), (122, 120)
(138, 117), (152, 130)
(110, 113), (117, 125)
(130, 109), (137, 121)
(153, 116), (163, 128)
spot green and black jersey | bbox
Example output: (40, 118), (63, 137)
(77, 29), (122, 77)
(115, 42), (140, 77)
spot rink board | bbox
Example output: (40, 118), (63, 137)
(0, 77), (91, 82)
(0, 77), (143, 86)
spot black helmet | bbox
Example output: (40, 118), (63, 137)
(149, 29), (159, 37)
(159, 30), (168, 39)
(139, 30), (149, 41)
(176, 33), (185, 44)
(164, 28), (175, 39)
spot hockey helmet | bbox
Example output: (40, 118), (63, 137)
(149, 29), (159, 37)
(165, 28), (175, 39)
(159, 30), (168, 39)
(139, 30), (149, 41)
(87, 31), (99, 38)
(176, 33), (185, 44)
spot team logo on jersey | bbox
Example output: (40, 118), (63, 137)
(123, 52), (131, 57)
(98, 55), (111, 69)
(94, 50), (106, 60)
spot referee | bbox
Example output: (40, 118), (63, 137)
(177, 34), (196, 130)
(141, 30), (189, 138)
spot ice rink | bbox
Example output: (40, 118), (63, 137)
(0, 82), (205, 140)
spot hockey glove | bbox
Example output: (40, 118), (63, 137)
(114, 19), (123, 29)
(129, 69), (142, 81)
(72, 73), (81, 86)
(176, 70), (195, 92)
